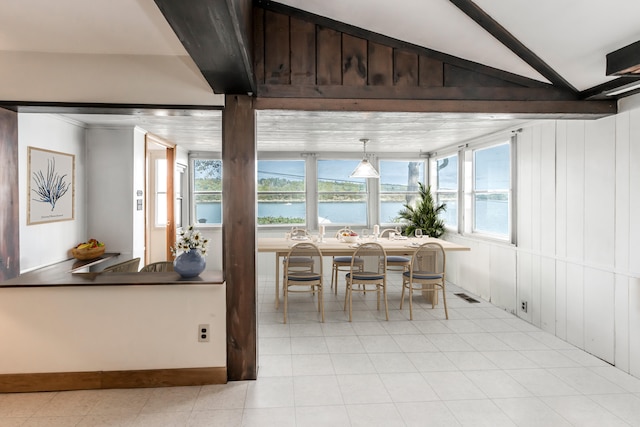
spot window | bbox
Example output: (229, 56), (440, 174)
(258, 160), (306, 225)
(435, 154), (458, 228)
(318, 160), (367, 225)
(379, 160), (425, 224)
(473, 142), (510, 236)
(192, 159), (222, 225)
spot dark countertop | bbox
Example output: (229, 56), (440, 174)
(0, 257), (224, 288)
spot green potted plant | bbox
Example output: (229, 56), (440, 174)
(397, 182), (447, 238)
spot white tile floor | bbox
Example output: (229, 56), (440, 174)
(2, 273), (640, 426)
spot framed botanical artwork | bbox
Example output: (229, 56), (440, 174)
(27, 146), (75, 225)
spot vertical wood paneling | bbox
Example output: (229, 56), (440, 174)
(517, 252), (532, 322)
(252, 7), (265, 85)
(615, 112), (630, 273)
(539, 257), (556, 333)
(0, 108), (19, 281)
(517, 129), (533, 250)
(530, 255), (541, 327)
(565, 263), (584, 348)
(584, 118), (615, 267)
(368, 42), (393, 86)
(490, 244), (517, 312)
(629, 277), (640, 377)
(393, 50), (418, 86)
(615, 274), (630, 371)
(539, 122), (556, 255)
(290, 17), (315, 85)
(419, 56), (443, 87)
(565, 122), (585, 261)
(555, 260), (567, 340)
(629, 109), (640, 277)
(264, 11), (290, 85)
(342, 34), (367, 86)
(223, 95), (257, 381)
(530, 126), (542, 253)
(555, 122), (568, 259)
(583, 268), (614, 363)
(316, 26), (342, 85)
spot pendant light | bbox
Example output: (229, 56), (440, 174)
(350, 138), (379, 178)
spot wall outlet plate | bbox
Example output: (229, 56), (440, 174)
(521, 300), (528, 313)
(198, 324), (210, 342)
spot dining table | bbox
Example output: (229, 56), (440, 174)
(258, 236), (470, 309)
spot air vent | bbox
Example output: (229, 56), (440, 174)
(454, 292), (480, 303)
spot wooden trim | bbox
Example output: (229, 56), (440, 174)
(0, 367), (226, 393)
(256, 84), (578, 101)
(0, 102), (223, 114)
(153, 0), (255, 94)
(254, 97), (616, 118)
(222, 95), (257, 381)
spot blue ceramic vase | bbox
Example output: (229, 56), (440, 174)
(174, 250), (206, 278)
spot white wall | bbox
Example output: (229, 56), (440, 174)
(446, 94), (640, 378)
(18, 114), (86, 272)
(85, 125), (146, 266)
(0, 284), (226, 373)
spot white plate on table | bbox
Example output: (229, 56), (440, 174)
(406, 242), (421, 248)
(291, 236), (309, 241)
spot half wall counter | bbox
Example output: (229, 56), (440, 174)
(0, 261), (226, 393)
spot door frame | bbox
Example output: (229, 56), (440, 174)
(145, 133), (176, 264)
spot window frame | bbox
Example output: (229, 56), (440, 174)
(469, 139), (513, 241)
(431, 153), (459, 231)
(190, 155), (223, 227)
(317, 158), (370, 227)
(257, 158), (307, 227)
(378, 159), (426, 226)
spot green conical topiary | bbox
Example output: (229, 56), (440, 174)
(397, 182), (446, 238)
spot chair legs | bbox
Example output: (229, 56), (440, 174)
(401, 281), (448, 320)
(344, 280), (388, 322)
(284, 282), (324, 324)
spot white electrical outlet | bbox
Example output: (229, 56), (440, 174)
(198, 324), (210, 342)
(521, 301), (528, 313)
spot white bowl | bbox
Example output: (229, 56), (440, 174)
(342, 235), (359, 243)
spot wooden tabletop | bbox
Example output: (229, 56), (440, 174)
(258, 236), (470, 255)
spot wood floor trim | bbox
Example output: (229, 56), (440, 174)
(0, 367), (226, 393)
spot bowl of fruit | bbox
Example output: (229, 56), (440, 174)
(341, 231), (359, 243)
(71, 239), (106, 260)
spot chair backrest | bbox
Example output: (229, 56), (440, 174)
(139, 261), (174, 272)
(351, 242), (387, 273)
(411, 242), (446, 275)
(290, 227), (310, 238)
(285, 242), (323, 276)
(103, 257), (141, 273)
(379, 227), (401, 238)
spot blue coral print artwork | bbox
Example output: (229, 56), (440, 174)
(28, 147), (75, 224)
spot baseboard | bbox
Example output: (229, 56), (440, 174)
(0, 367), (227, 393)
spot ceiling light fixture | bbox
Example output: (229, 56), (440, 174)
(350, 138), (379, 178)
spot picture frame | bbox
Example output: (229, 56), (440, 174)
(27, 146), (75, 225)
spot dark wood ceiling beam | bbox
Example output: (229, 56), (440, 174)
(154, 0), (255, 95)
(449, 0), (577, 93)
(254, 97), (615, 119)
(257, 85), (579, 101)
(580, 76), (640, 100)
